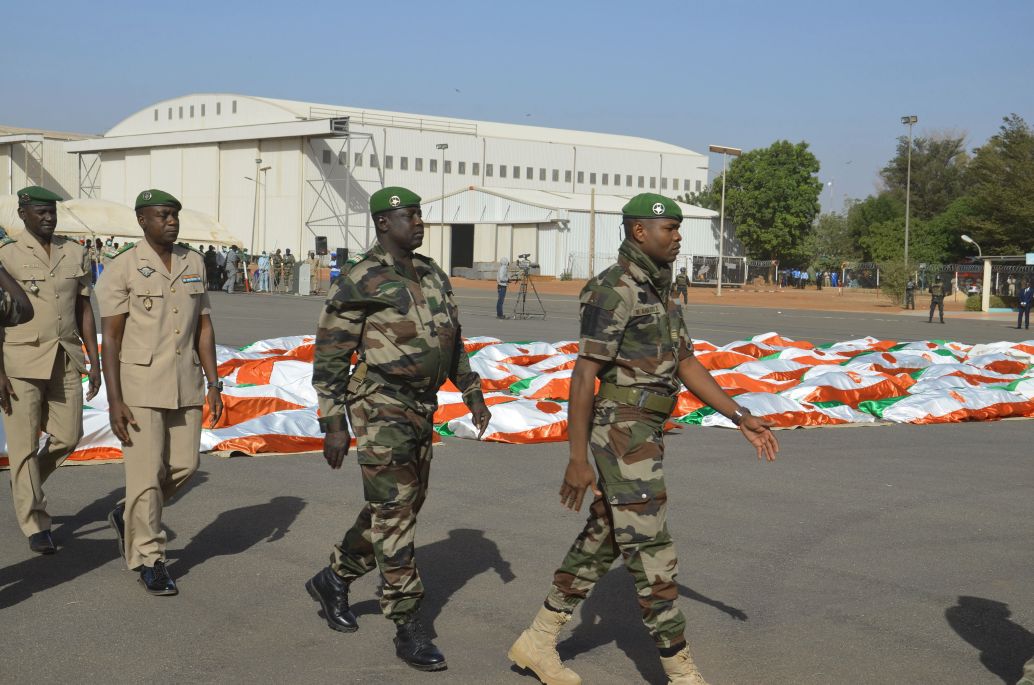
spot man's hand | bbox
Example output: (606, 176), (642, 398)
(109, 400), (138, 445)
(0, 372), (15, 415)
(559, 459), (601, 512)
(469, 401), (492, 439)
(86, 366), (101, 401)
(738, 414), (779, 461)
(323, 429), (350, 469)
(207, 387), (223, 428)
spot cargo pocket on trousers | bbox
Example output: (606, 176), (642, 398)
(603, 478), (668, 545)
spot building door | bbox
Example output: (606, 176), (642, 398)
(450, 224), (474, 269)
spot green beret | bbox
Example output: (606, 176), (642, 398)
(17, 186), (62, 205)
(369, 186), (421, 216)
(621, 193), (683, 221)
(134, 188), (182, 211)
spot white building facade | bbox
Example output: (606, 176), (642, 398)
(66, 93), (720, 274)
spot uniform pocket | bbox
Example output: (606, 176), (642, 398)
(603, 477), (668, 545)
(119, 348), (153, 365)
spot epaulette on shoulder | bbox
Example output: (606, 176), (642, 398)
(600, 263), (625, 287)
(0, 235), (16, 248)
(109, 242), (137, 259)
(176, 242), (204, 256)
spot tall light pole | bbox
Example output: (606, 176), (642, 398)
(960, 234), (982, 258)
(436, 143), (448, 229)
(708, 144), (742, 296)
(249, 158), (262, 252)
(901, 115), (918, 269)
(246, 164), (271, 251)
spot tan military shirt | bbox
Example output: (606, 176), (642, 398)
(0, 234), (92, 379)
(96, 241), (211, 409)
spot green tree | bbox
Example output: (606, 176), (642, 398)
(960, 114), (1034, 254)
(704, 141), (822, 262)
(845, 193), (903, 260)
(805, 212), (859, 271)
(880, 132), (968, 220)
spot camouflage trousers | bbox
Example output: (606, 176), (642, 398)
(1020, 658), (1034, 685)
(330, 396), (434, 622)
(546, 404), (686, 649)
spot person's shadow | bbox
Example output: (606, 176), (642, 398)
(168, 495), (306, 580)
(946, 595), (1034, 684)
(557, 569), (748, 684)
(349, 528), (515, 636)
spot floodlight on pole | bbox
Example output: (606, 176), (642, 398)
(961, 234), (982, 258)
(901, 115), (918, 270)
(708, 144), (742, 297)
(436, 143), (448, 228)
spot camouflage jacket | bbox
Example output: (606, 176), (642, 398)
(0, 285), (29, 327)
(313, 243), (484, 432)
(578, 239), (692, 398)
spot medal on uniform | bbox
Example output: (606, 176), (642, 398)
(29, 280), (39, 295)
(143, 296), (153, 311)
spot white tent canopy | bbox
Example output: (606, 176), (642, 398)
(0, 196), (240, 246)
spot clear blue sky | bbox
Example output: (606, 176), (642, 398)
(3, 0), (1031, 212)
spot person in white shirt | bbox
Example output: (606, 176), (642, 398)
(496, 257), (511, 319)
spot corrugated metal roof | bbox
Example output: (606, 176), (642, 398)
(0, 124), (93, 140)
(425, 186), (718, 219)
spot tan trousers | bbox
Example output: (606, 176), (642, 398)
(120, 405), (201, 569)
(4, 352), (83, 536)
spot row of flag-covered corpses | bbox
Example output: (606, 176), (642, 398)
(1, 332), (1032, 468)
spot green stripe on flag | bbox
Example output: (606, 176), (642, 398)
(857, 395), (908, 419)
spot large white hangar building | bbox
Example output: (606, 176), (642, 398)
(66, 93), (733, 277)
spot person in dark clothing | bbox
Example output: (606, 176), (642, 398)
(1018, 279), (1033, 330)
(204, 245), (219, 290)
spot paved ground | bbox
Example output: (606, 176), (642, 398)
(3, 289), (1032, 685)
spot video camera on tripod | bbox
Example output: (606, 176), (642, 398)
(510, 253), (546, 319)
(512, 253), (539, 281)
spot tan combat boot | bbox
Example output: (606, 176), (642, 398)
(507, 606), (582, 685)
(660, 646), (710, 685)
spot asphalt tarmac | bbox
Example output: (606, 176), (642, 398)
(2, 288), (1032, 685)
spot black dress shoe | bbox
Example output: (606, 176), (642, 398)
(108, 505), (126, 561)
(139, 560), (178, 596)
(394, 618), (447, 671)
(28, 530), (56, 555)
(305, 567), (358, 633)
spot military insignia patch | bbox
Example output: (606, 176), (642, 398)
(389, 195), (401, 208)
(18, 193), (29, 202)
(181, 274), (202, 284)
(652, 202), (665, 215)
(137, 266), (156, 278)
(141, 191), (152, 201)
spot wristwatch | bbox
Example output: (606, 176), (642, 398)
(732, 406), (751, 426)
(207, 379), (224, 391)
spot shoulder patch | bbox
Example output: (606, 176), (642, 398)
(581, 281), (624, 311)
(0, 236), (16, 248)
(110, 242), (137, 259)
(176, 242), (204, 256)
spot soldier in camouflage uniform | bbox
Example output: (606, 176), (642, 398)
(0, 264), (33, 327)
(307, 186), (491, 673)
(508, 193), (780, 685)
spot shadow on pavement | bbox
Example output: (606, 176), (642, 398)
(350, 528), (515, 636)
(946, 595), (1034, 684)
(557, 569), (748, 685)
(169, 495), (306, 580)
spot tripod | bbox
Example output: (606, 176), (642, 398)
(512, 270), (546, 319)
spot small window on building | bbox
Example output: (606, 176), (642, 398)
(472, 162), (480, 176)
(577, 171), (584, 184)
(201, 104), (206, 116)
(370, 154), (379, 168)
(384, 155), (393, 169)
(612, 173), (620, 186)
(458, 161), (466, 175)
(526, 167), (533, 180)
(430, 159), (438, 173)
(444, 160), (452, 174)
(322, 150), (332, 165)
(189, 105), (195, 118)
(695, 180), (702, 192)
(512, 165), (519, 179)
(216, 102), (221, 115)
(638, 176), (645, 188)
(684, 180), (691, 191)
(338, 151), (347, 165)
(500, 165), (507, 178)
(565, 170), (572, 183)
(602, 174), (609, 186)
(415, 157), (423, 171)
(232, 100), (237, 114)
(154, 109), (158, 121)
(661, 178), (668, 190)
(400, 157), (408, 170)
(178, 106), (183, 119)
(486, 164), (494, 177)
(539, 168), (546, 181)
(589, 172), (597, 184)
(354, 153), (363, 167)
(552, 169), (559, 182)
(650, 177), (656, 189)
(626, 175), (632, 187)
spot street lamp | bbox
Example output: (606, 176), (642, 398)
(961, 234), (982, 258)
(436, 143), (448, 228)
(901, 115), (918, 269)
(708, 144), (742, 296)
(246, 163), (272, 251)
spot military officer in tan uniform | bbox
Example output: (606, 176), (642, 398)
(96, 189), (223, 596)
(0, 186), (100, 555)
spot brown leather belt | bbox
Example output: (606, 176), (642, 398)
(596, 382), (677, 416)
